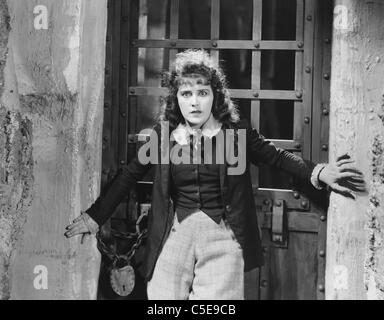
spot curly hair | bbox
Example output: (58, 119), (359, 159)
(158, 49), (240, 130)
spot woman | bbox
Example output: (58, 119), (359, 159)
(65, 49), (365, 300)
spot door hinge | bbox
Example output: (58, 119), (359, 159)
(271, 199), (288, 248)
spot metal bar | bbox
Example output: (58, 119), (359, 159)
(128, 86), (303, 101)
(294, 0), (305, 151)
(111, 0), (122, 174)
(133, 39), (304, 51)
(253, 188), (310, 211)
(118, 0), (133, 167)
(302, 0), (316, 161)
(261, 211), (319, 233)
(250, 0), (263, 194)
(251, 0), (262, 130)
(210, 0), (220, 63)
(169, 0), (179, 65)
(127, 0), (139, 162)
(312, 0), (332, 301)
(102, 0), (115, 184)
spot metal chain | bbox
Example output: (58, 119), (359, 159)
(96, 205), (149, 266)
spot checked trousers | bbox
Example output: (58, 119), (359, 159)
(147, 210), (244, 300)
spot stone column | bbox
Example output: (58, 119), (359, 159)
(326, 0), (384, 300)
(0, 0), (107, 299)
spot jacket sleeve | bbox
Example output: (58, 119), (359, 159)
(85, 126), (159, 226)
(246, 121), (316, 182)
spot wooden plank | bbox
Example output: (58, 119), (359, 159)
(268, 232), (318, 299)
(134, 39), (304, 51)
(259, 230), (271, 300)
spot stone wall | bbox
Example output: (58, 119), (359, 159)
(0, 0), (107, 299)
(326, 0), (384, 300)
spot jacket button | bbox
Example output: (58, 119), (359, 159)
(226, 205), (232, 212)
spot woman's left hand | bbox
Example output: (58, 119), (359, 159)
(319, 154), (367, 199)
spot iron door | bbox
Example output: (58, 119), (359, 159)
(102, 0), (332, 300)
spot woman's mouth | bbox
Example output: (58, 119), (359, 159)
(190, 110), (202, 115)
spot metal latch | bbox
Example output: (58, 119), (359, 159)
(271, 200), (287, 247)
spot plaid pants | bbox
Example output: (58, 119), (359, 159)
(147, 210), (244, 300)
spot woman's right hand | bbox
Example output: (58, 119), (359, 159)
(64, 213), (99, 243)
(65, 216), (90, 238)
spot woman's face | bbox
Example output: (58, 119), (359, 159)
(176, 76), (214, 129)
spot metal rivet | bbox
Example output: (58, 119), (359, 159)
(254, 42), (260, 49)
(212, 41), (218, 48)
(318, 284), (325, 292)
(261, 280), (268, 287)
(122, 64), (127, 70)
(322, 144), (328, 151)
(296, 91), (303, 99)
(297, 42), (304, 48)
(120, 160), (125, 165)
(131, 40), (137, 47)
(320, 215), (326, 222)
(324, 73), (330, 80)
(306, 15), (312, 21)
(130, 89), (135, 95)
(275, 201), (282, 207)
(295, 143), (301, 149)
(263, 247), (268, 253)
(304, 117), (310, 124)
(325, 38), (331, 44)
(305, 66), (311, 73)
(319, 250), (326, 257)
(121, 112), (126, 118)
(171, 41), (176, 47)
(293, 191), (300, 199)
(301, 201), (308, 208)
(322, 108), (329, 116)
(253, 92), (259, 98)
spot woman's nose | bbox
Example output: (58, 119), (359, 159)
(191, 93), (199, 106)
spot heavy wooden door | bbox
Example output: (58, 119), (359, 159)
(102, 0), (332, 300)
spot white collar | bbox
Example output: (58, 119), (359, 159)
(171, 115), (222, 146)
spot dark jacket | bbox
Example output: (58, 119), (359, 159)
(86, 119), (316, 281)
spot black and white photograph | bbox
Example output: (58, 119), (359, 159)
(0, 0), (382, 306)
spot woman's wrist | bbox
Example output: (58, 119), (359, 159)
(310, 163), (327, 190)
(80, 211), (100, 234)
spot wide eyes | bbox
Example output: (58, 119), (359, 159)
(180, 90), (210, 98)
